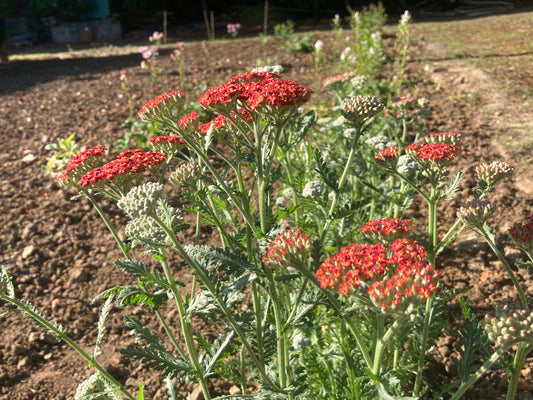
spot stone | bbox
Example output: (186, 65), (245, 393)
(21, 245), (34, 259)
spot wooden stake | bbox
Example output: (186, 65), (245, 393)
(210, 10), (215, 41)
(203, 9), (211, 41)
(163, 10), (167, 44)
(263, 0), (268, 36)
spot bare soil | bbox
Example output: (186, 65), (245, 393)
(1, 10), (532, 400)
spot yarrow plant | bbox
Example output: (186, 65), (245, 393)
(2, 28), (531, 400)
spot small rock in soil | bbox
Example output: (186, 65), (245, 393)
(68, 267), (90, 284)
(16, 358), (32, 369)
(21, 245), (34, 259)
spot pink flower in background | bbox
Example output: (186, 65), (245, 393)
(139, 46), (158, 61)
(149, 31), (163, 42)
(227, 23), (242, 37)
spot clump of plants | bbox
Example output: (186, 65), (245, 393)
(3, 4), (532, 400)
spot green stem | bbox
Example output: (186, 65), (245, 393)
(265, 269), (289, 390)
(450, 345), (509, 400)
(178, 134), (259, 236)
(81, 189), (128, 258)
(507, 342), (531, 400)
(291, 260), (374, 370)
(427, 190), (438, 264)
(413, 297), (434, 397)
(321, 127), (362, 244)
(483, 232), (528, 307)
(155, 309), (189, 362)
(158, 249), (212, 400)
(0, 295), (135, 400)
(372, 314), (385, 377)
(155, 217), (279, 390)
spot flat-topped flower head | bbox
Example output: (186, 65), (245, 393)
(367, 238), (440, 312)
(251, 65), (284, 74)
(316, 238), (440, 312)
(117, 182), (164, 219)
(262, 228), (311, 269)
(375, 146), (398, 166)
(424, 132), (462, 145)
(149, 135), (186, 155)
(396, 154), (418, 176)
(508, 214), (533, 254)
(57, 146), (106, 187)
(177, 111), (199, 134)
(457, 200), (495, 228)
(341, 95), (384, 125)
(197, 81), (243, 112)
(170, 161), (202, 188)
(484, 299), (533, 347)
(322, 72), (357, 91)
(405, 142), (460, 175)
(198, 114), (235, 136)
(406, 142), (460, 162)
(198, 72), (312, 121)
(476, 160), (514, 191)
(244, 77), (313, 116)
(78, 149), (166, 195)
(360, 218), (414, 244)
(315, 242), (389, 295)
(138, 90), (186, 122)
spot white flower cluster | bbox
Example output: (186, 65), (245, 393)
(302, 180), (324, 198)
(397, 154), (418, 175)
(251, 65), (284, 74)
(365, 135), (394, 151)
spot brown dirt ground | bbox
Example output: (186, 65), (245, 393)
(1, 10), (532, 400)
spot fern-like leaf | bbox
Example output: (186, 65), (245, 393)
(451, 297), (493, 382)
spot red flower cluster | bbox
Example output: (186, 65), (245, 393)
(375, 146), (398, 163)
(138, 90), (185, 115)
(322, 72), (357, 88)
(78, 149), (166, 188)
(405, 142), (460, 167)
(178, 111), (199, 132)
(316, 242), (389, 295)
(197, 72), (312, 114)
(149, 135), (186, 155)
(360, 218), (414, 244)
(262, 228), (311, 269)
(508, 214), (533, 253)
(57, 146), (106, 186)
(315, 238), (440, 311)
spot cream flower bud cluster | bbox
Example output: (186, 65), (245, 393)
(476, 161), (514, 185)
(457, 200), (495, 226)
(484, 302), (533, 347)
(117, 182), (164, 219)
(397, 154), (418, 175)
(125, 215), (167, 242)
(119, 182), (183, 243)
(170, 162), (201, 188)
(341, 95), (384, 123)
